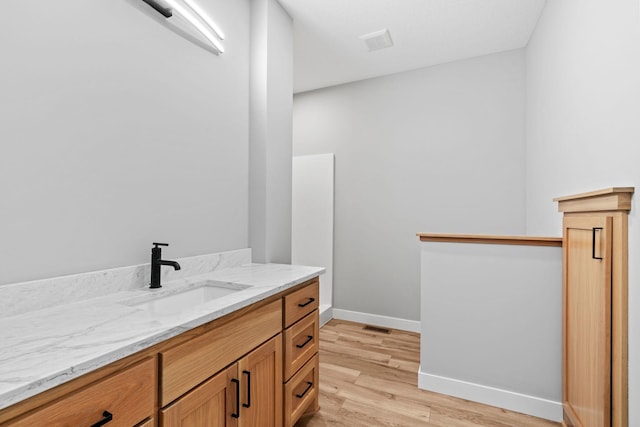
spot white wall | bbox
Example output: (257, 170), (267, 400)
(0, 0), (251, 285)
(525, 0), (640, 424)
(249, 0), (293, 264)
(293, 50), (527, 323)
(420, 241), (562, 421)
(292, 154), (334, 323)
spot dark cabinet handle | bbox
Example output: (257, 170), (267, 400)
(90, 411), (113, 427)
(298, 297), (315, 308)
(296, 335), (314, 349)
(242, 370), (251, 408)
(295, 381), (314, 399)
(592, 227), (603, 260)
(231, 378), (240, 418)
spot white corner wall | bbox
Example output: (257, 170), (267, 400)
(525, 1), (640, 424)
(292, 154), (334, 324)
(419, 241), (563, 421)
(0, 0), (251, 285)
(249, 0), (294, 264)
(293, 50), (527, 323)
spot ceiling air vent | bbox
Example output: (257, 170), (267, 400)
(359, 28), (394, 52)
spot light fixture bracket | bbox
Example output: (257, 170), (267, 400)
(142, 0), (172, 18)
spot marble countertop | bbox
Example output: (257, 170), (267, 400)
(0, 263), (324, 411)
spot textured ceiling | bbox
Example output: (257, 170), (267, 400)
(278, 0), (547, 93)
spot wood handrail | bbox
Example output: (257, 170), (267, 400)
(417, 233), (562, 247)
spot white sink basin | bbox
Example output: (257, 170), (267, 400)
(129, 281), (248, 316)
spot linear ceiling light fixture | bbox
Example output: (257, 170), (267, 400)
(141, 0), (225, 54)
(181, 0), (224, 40)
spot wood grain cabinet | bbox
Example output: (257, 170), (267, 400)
(161, 364), (238, 427)
(0, 277), (321, 427)
(555, 188), (633, 427)
(161, 335), (282, 427)
(282, 280), (320, 427)
(284, 354), (319, 427)
(237, 335), (282, 427)
(137, 418), (156, 427)
(6, 358), (155, 427)
(159, 300), (282, 407)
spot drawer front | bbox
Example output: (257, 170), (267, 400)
(161, 300), (282, 406)
(10, 358), (155, 427)
(284, 279), (319, 328)
(284, 311), (319, 380)
(284, 354), (319, 427)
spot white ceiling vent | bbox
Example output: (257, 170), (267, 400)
(359, 28), (394, 52)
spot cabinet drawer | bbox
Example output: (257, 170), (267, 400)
(284, 354), (319, 427)
(284, 311), (319, 380)
(161, 300), (282, 406)
(284, 279), (319, 328)
(9, 358), (155, 427)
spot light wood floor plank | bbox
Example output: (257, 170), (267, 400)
(296, 319), (560, 427)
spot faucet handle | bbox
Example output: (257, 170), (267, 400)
(153, 242), (169, 248)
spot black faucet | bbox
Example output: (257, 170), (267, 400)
(150, 242), (181, 289)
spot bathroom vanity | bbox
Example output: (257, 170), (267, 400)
(0, 252), (322, 427)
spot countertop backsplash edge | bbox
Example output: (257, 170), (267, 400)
(0, 248), (252, 318)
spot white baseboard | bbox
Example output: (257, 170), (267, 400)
(418, 369), (563, 422)
(332, 308), (420, 333)
(319, 304), (333, 327)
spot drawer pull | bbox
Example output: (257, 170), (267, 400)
(91, 411), (113, 427)
(295, 381), (314, 399)
(231, 378), (240, 418)
(297, 297), (315, 308)
(296, 335), (314, 349)
(592, 227), (603, 260)
(242, 370), (252, 408)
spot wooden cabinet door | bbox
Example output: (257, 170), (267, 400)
(563, 216), (612, 427)
(238, 334), (282, 427)
(161, 364), (239, 427)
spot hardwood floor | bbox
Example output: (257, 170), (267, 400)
(295, 319), (560, 427)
